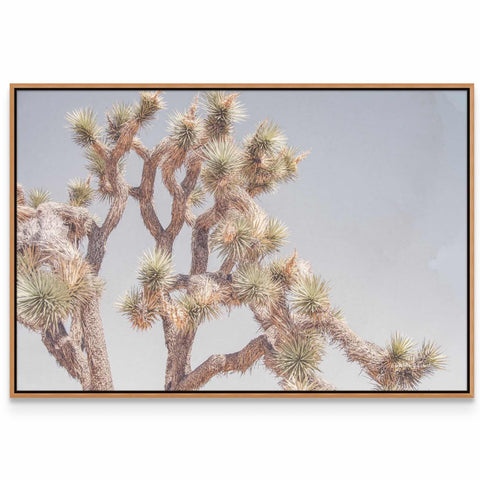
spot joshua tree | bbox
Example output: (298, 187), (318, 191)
(16, 91), (445, 391)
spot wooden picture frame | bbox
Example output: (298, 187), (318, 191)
(10, 84), (474, 398)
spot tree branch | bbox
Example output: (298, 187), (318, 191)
(176, 335), (270, 391)
(130, 139), (168, 246)
(41, 322), (91, 390)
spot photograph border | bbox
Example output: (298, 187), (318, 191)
(9, 83), (475, 398)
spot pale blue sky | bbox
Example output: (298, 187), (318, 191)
(16, 89), (468, 391)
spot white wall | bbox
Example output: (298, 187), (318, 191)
(1, 1), (477, 479)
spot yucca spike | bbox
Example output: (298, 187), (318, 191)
(417, 340), (446, 371)
(245, 120), (286, 158)
(386, 333), (415, 363)
(201, 139), (242, 194)
(203, 91), (246, 139)
(177, 279), (224, 329)
(17, 270), (72, 332)
(134, 91), (165, 126)
(290, 275), (330, 316)
(273, 332), (324, 382)
(117, 287), (159, 331)
(137, 248), (175, 291)
(167, 109), (202, 151)
(233, 264), (280, 306)
(66, 108), (102, 147)
(27, 188), (51, 209)
(106, 102), (134, 142)
(67, 178), (94, 207)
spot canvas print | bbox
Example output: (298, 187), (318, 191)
(12, 86), (472, 396)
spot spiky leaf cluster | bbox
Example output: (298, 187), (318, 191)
(282, 377), (319, 391)
(66, 108), (102, 147)
(187, 186), (206, 208)
(233, 264), (280, 306)
(17, 247), (45, 277)
(273, 332), (324, 382)
(168, 110), (202, 150)
(242, 146), (306, 196)
(268, 253), (299, 287)
(118, 287), (160, 330)
(178, 279), (224, 329)
(85, 149), (107, 177)
(290, 275), (330, 316)
(378, 335), (445, 390)
(260, 217), (289, 255)
(27, 188), (51, 208)
(203, 91), (245, 139)
(245, 121), (286, 158)
(211, 213), (288, 264)
(134, 91), (165, 126)
(56, 256), (103, 308)
(106, 103), (134, 142)
(415, 341), (446, 376)
(67, 178), (94, 207)
(201, 140), (242, 194)
(85, 149), (126, 202)
(17, 269), (72, 332)
(386, 333), (415, 363)
(137, 249), (175, 292)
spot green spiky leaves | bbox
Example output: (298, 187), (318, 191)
(290, 275), (330, 317)
(245, 121), (286, 158)
(56, 255), (103, 308)
(118, 249), (176, 330)
(273, 332), (324, 383)
(168, 110), (202, 151)
(66, 108), (102, 147)
(378, 334), (446, 390)
(178, 279), (224, 329)
(85, 149), (126, 201)
(17, 269), (72, 332)
(106, 103), (134, 142)
(201, 140), (242, 194)
(417, 341), (446, 372)
(211, 213), (288, 263)
(268, 253), (299, 287)
(118, 287), (160, 331)
(67, 178), (94, 207)
(386, 333), (415, 363)
(187, 187), (206, 209)
(27, 188), (51, 208)
(242, 144), (307, 197)
(233, 264), (280, 306)
(134, 91), (165, 126)
(137, 249), (175, 292)
(17, 249), (103, 333)
(283, 377), (320, 391)
(203, 91), (245, 139)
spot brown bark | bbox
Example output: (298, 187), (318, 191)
(41, 323), (91, 390)
(80, 297), (113, 390)
(177, 335), (270, 391)
(164, 329), (196, 390)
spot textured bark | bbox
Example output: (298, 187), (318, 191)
(177, 335), (270, 391)
(41, 323), (91, 390)
(80, 298), (113, 390)
(164, 329), (196, 390)
(16, 201), (113, 390)
(16, 114), (139, 391)
(131, 140), (166, 244)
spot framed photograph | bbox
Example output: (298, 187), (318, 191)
(10, 84), (474, 398)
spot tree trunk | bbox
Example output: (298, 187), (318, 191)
(164, 329), (196, 390)
(80, 297), (113, 390)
